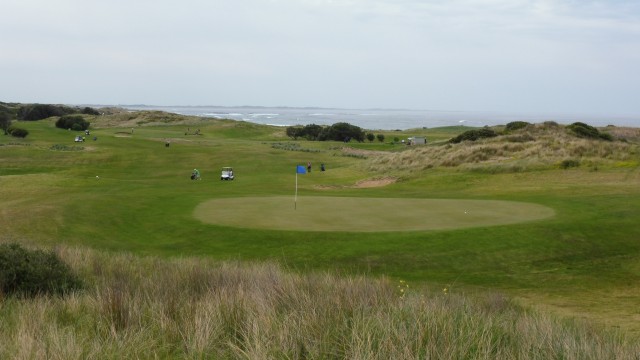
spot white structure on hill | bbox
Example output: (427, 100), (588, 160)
(407, 136), (426, 145)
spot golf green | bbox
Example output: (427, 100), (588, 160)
(194, 196), (555, 232)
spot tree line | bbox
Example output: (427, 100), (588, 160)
(286, 122), (384, 143)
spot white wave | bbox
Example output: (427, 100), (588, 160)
(249, 113), (279, 117)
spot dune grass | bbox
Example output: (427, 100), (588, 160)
(1, 114), (640, 336)
(0, 244), (638, 359)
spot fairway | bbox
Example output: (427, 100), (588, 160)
(194, 196), (555, 232)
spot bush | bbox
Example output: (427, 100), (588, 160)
(0, 106), (12, 134)
(286, 124), (324, 140)
(18, 104), (72, 121)
(8, 127), (29, 138)
(567, 122), (612, 141)
(376, 134), (385, 142)
(317, 122), (365, 142)
(567, 122), (599, 138)
(449, 128), (498, 143)
(560, 159), (581, 169)
(366, 133), (375, 142)
(598, 132), (614, 141)
(17, 104), (100, 121)
(55, 115), (90, 131)
(286, 125), (302, 139)
(0, 243), (82, 297)
(81, 106), (100, 115)
(505, 121), (530, 131)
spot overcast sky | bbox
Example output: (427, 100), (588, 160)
(1, 0), (639, 115)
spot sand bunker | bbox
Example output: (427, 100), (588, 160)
(194, 196), (554, 232)
(354, 177), (397, 188)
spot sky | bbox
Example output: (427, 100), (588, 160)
(1, 0), (640, 116)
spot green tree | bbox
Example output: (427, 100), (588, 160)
(376, 134), (385, 142)
(0, 111), (10, 135)
(318, 122), (365, 142)
(286, 126), (302, 139)
(301, 124), (323, 140)
(366, 133), (375, 142)
(285, 124), (324, 140)
(55, 115), (90, 131)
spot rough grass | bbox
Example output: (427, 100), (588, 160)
(364, 124), (640, 175)
(0, 244), (638, 359)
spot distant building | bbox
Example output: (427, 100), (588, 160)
(407, 136), (426, 145)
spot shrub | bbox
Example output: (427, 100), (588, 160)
(0, 107), (12, 134)
(286, 125), (303, 139)
(376, 134), (385, 142)
(8, 127), (29, 138)
(55, 115), (90, 131)
(567, 122), (611, 141)
(317, 122), (365, 142)
(567, 122), (598, 138)
(598, 132), (614, 141)
(82, 106), (100, 115)
(285, 124), (324, 140)
(449, 128), (498, 143)
(366, 133), (375, 142)
(17, 104), (100, 121)
(0, 243), (82, 297)
(18, 104), (72, 120)
(560, 159), (581, 169)
(505, 121), (530, 131)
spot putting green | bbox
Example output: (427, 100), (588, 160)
(194, 196), (555, 232)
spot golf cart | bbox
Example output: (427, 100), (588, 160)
(221, 167), (234, 180)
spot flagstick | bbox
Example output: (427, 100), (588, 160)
(295, 171), (298, 210)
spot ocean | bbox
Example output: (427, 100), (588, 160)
(121, 105), (640, 131)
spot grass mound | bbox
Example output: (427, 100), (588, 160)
(365, 123), (639, 174)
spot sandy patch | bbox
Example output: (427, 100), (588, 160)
(314, 177), (397, 190)
(354, 177), (397, 188)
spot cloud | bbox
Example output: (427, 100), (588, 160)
(0, 0), (639, 113)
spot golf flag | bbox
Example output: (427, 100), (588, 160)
(295, 165), (307, 209)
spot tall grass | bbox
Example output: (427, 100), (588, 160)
(1, 244), (637, 359)
(365, 124), (640, 174)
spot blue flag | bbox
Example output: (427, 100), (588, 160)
(296, 165), (307, 174)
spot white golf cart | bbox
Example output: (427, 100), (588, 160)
(221, 167), (234, 180)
